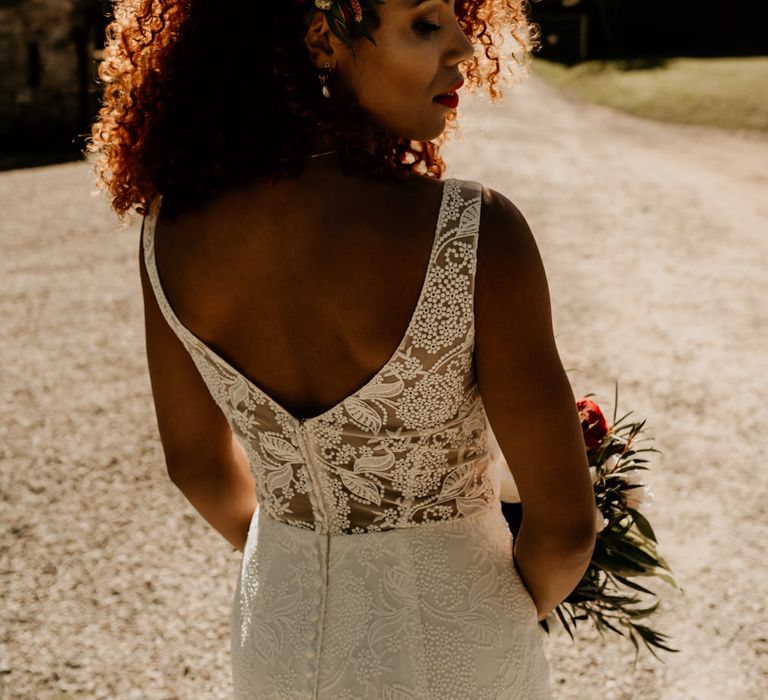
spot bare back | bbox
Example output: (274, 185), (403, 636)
(152, 170), (445, 421)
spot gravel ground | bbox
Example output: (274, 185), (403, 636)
(2, 74), (767, 699)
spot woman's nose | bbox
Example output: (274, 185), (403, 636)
(450, 21), (476, 64)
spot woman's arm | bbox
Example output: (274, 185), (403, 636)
(139, 226), (257, 553)
(475, 188), (596, 621)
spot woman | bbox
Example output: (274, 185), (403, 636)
(88, 0), (596, 697)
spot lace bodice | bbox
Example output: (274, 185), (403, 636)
(142, 178), (497, 536)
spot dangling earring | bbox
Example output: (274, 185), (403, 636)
(318, 62), (332, 99)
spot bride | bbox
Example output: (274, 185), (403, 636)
(88, 0), (596, 697)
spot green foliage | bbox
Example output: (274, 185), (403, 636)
(532, 57), (768, 132)
(545, 381), (682, 661)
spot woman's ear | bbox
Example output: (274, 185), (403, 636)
(304, 10), (338, 69)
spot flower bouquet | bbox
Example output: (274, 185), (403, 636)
(488, 382), (681, 659)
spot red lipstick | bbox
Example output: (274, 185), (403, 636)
(433, 93), (459, 108)
(433, 77), (464, 109)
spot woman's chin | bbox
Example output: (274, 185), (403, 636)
(396, 121), (448, 143)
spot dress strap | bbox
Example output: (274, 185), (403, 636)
(406, 178), (483, 356)
(141, 193), (205, 354)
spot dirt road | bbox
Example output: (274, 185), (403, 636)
(2, 75), (766, 698)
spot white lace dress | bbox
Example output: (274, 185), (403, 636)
(142, 178), (552, 699)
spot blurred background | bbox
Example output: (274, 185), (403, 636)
(2, 1), (767, 699)
(531, 0), (768, 62)
(0, 0), (109, 169)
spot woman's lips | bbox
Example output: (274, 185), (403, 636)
(433, 77), (463, 109)
(433, 92), (459, 109)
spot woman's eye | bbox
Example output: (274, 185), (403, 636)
(413, 20), (441, 35)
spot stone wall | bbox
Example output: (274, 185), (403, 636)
(0, 0), (105, 150)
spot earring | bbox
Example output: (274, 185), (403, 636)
(319, 62), (332, 99)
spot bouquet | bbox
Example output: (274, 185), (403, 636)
(489, 382), (681, 659)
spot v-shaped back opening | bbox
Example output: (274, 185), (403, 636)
(142, 177), (456, 426)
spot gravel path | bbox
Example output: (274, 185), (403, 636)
(2, 75), (766, 699)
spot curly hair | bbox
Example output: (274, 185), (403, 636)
(86, 0), (540, 225)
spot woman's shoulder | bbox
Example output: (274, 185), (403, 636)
(477, 185), (531, 241)
(389, 175), (539, 271)
(473, 184), (549, 322)
(424, 175), (525, 228)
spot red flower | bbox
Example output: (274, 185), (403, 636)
(349, 0), (364, 22)
(577, 398), (609, 448)
(339, 0), (364, 25)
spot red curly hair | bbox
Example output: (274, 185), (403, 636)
(86, 0), (540, 224)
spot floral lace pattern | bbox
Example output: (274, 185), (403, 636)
(142, 178), (551, 698)
(229, 502), (551, 699)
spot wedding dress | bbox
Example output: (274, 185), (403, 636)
(142, 177), (551, 699)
